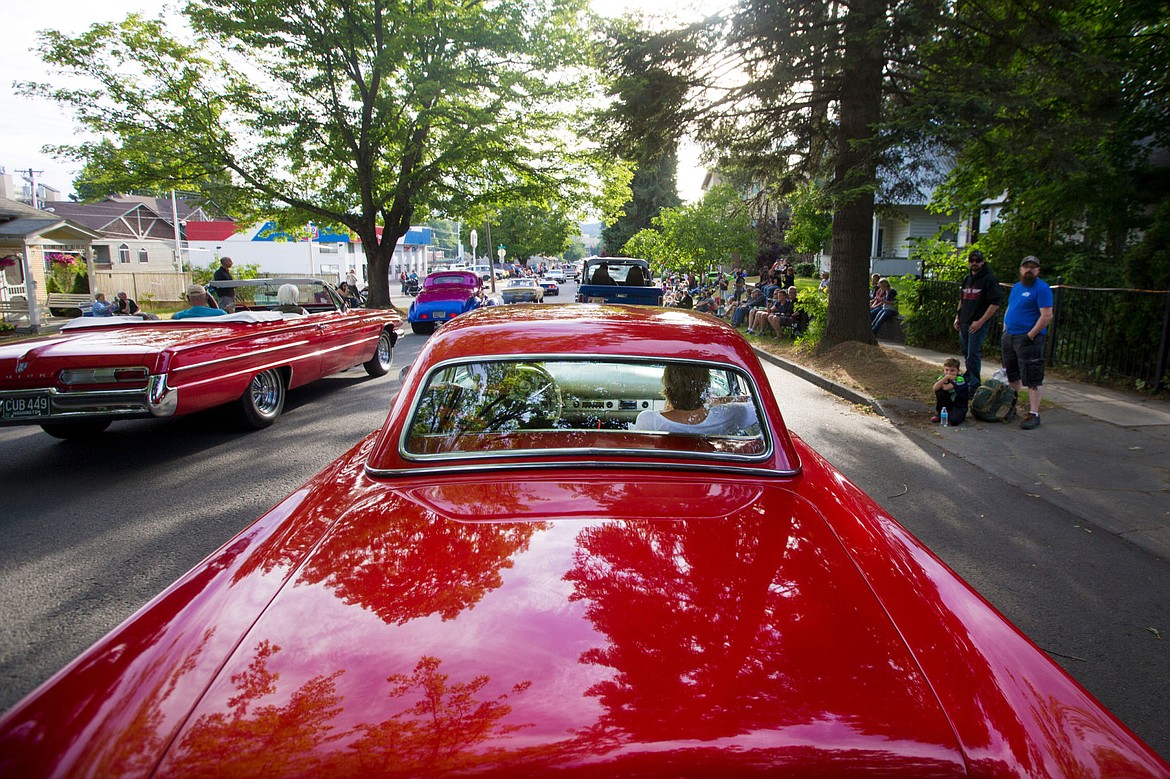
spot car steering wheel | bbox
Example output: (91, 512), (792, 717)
(510, 363), (563, 424)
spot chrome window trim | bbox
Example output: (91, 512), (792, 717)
(396, 354), (776, 465)
(367, 459), (800, 480)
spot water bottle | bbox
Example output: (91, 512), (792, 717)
(940, 408), (949, 427)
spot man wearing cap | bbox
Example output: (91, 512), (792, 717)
(1001, 255), (1054, 429)
(173, 284), (229, 320)
(953, 249), (1001, 389)
(213, 256), (235, 312)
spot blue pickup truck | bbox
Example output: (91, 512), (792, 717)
(576, 258), (663, 306)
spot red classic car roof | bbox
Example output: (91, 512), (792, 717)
(423, 304), (751, 363)
(3, 303), (1167, 776)
(368, 304), (801, 474)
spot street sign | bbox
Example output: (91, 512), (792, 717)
(469, 230), (478, 250)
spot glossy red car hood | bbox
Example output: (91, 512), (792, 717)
(151, 475), (967, 776)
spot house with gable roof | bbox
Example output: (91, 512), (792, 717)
(0, 197), (101, 330)
(42, 197), (197, 272)
(703, 155), (978, 277)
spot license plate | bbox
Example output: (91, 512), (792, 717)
(1, 394), (50, 420)
(433, 311), (447, 319)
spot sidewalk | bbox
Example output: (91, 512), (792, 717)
(758, 342), (1170, 563)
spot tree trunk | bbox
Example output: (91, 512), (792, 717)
(819, 0), (888, 352)
(362, 207), (413, 309)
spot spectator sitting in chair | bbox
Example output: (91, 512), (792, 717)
(694, 288), (720, 314)
(173, 284), (230, 320)
(870, 278), (899, 334)
(337, 282), (359, 308)
(746, 288), (784, 334)
(765, 290), (800, 336)
(89, 292), (115, 317)
(112, 291), (161, 320)
(731, 286), (766, 327)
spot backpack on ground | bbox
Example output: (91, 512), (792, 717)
(970, 379), (1018, 423)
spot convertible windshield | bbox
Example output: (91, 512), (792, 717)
(404, 358), (768, 459)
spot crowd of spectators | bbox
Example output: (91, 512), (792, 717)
(660, 260), (812, 338)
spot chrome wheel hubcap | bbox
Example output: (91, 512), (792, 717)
(250, 372), (282, 418)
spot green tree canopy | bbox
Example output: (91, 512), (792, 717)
(904, 0), (1170, 286)
(592, 17), (691, 255)
(628, 0), (940, 348)
(621, 183), (753, 278)
(485, 202), (579, 264)
(785, 182), (833, 258)
(23, 0), (598, 306)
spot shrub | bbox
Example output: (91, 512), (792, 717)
(794, 261), (816, 278)
(904, 279), (959, 350)
(794, 287), (826, 347)
(70, 267), (90, 294)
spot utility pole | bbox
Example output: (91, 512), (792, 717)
(19, 169), (44, 210)
(171, 190), (183, 271)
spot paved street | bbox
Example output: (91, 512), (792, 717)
(0, 295), (1166, 762)
(761, 360), (1170, 760)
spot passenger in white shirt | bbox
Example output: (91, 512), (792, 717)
(634, 363), (756, 435)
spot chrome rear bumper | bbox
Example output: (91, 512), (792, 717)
(0, 375), (178, 426)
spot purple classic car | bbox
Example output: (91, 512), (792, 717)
(407, 270), (488, 334)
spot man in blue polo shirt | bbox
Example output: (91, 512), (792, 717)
(1000, 255), (1054, 430)
(173, 284), (229, 320)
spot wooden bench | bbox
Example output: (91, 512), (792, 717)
(0, 299), (33, 331)
(0, 299), (31, 317)
(46, 293), (94, 316)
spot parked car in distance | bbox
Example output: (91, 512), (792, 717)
(0, 278), (401, 438)
(2, 304), (1165, 777)
(536, 277), (560, 296)
(500, 277), (544, 304)
(545, 269), (566, 283)
(407, 270), (488, 334)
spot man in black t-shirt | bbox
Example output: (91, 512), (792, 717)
(953, 250), (1001, 389)
(213, 256), (236, 312)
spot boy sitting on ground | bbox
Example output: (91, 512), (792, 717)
(931, 357), (969, 424)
